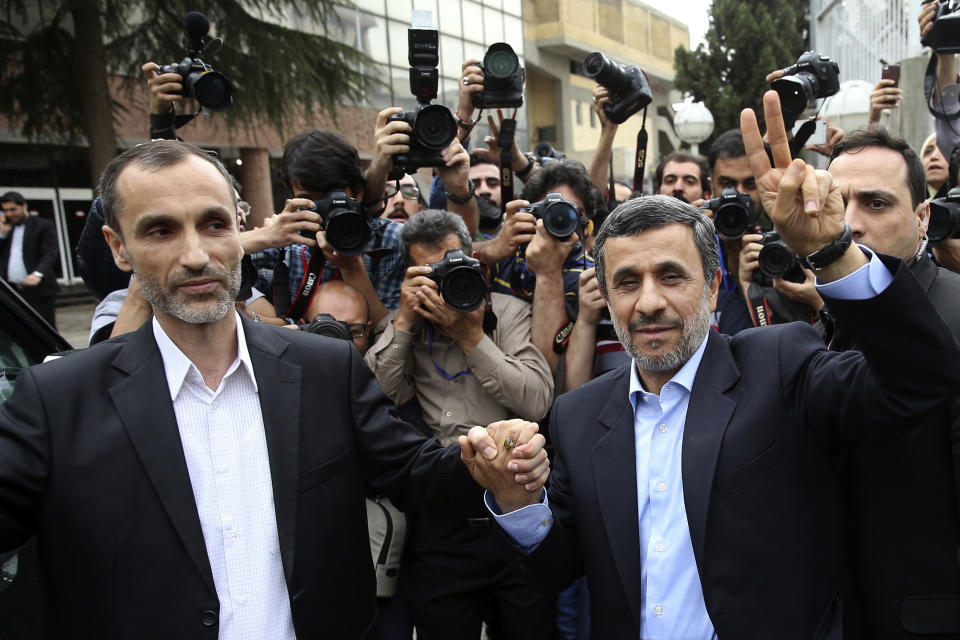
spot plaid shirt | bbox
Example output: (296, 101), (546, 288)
(490, 244), (594, 321)
(251, 217), (405, 314)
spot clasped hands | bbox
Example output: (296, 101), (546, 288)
(459, 419), (549, 514)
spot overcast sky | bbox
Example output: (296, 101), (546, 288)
(642, 0), (712, 49)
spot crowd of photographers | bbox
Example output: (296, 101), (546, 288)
(55, 1), (960, 638)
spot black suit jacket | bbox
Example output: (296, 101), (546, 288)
(837, 255), (960, 638)
(524, 257), (960, 639)
(0, 316), (472, 639)
(0, 215), (60, 295)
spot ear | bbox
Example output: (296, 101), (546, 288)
(101, 224), (133, 272)
(917, 200), (930, 239)
(708, 268), (721, 313)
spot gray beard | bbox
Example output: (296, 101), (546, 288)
(612, 287), (712, 373)
(135, 262), (241, 325)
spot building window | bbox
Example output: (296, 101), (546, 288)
(575, 101), (582, 125)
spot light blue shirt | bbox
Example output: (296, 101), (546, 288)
(489, 246), (892, 639)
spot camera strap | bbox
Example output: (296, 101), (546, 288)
(745, 282), (773, 327)
(477, 259), (499, 334)
(273, 247), (324, 322)
(608, 153), (616, 211)
(498, 118), (518, 213)
(633, 107), (649, 194)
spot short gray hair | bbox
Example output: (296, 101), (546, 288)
(594, 195), (720, 297)
(97, 140), (236, 235)
(399, 210), (473, 265)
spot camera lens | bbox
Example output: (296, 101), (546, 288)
(583, 52), (607, 78)
(758, 242), (796, 278)
(441, 266), (486, 312)
(542, 201), (580, 239)
(771, 74), (815, 114)
(714, 203), (750, 240)
(928, 200), (960, 243)
(486, 48), (518, 79)
(325, 209), (371, 257)
(305, 315), (353, 341)
(189, 70), (233, 111)
(414, 104), (457, 150)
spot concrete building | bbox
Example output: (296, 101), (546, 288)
(522, 0), (689, 188)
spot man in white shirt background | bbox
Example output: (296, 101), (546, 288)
(0, 191), (59, 327)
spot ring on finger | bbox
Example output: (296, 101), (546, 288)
(463, 76), (470, 85)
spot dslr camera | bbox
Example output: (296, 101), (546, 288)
(428, 249), (486, 313)
(299, 191), (371, 257)
(534, 142), (566, 165)
(921, 0), (960, 53)
(471, 43), (525, 109)
(523, 192), (582, 240)
(161, 12), (233, 112)
(770, 51), (840, 115)
(700, 187), (754, 240)
(926, 186), (960, 243)
(301, 314), (354, 341)
(582, 52), (652, 124)
(756, 231), (805, 285)
(389, 12), (457, 178)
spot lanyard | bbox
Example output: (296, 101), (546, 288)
(427, 328), (473, 380)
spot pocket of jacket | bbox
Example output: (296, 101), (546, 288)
(714, 441), (781, 498)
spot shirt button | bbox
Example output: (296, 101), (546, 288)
(656, 482), (666, 492)
(449, 379), (455, 385)
(658, 423), (667, 433)
(231, 530), (240, 538)
(445, 411), (452, 417)
(655, 604), (664, 616)
(211, 401), (218, 411)
(392, 343), (399, 349)
(237, 596), (247, 606)
(655, 542), (664, 552)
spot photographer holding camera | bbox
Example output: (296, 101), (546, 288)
(921, 0), (960, 165)
(365, 210), (553, 639)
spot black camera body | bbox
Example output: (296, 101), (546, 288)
(582, 52), (652, 124)
(471, 43), (525, 109)
(299, 190), (371, 257)
(534, 142), (566, 165)
(701, 188), (754, 240)
(771, 51), (840, 115)
(927, 186), (960, 243)
(922, 0), (960, 53)
(301, 314), (354, 341)
(428, 249), (486, 313)
(756, 231), (805, 284)
(388, 105), (458, 177)
(161, 12), (233, 112)
(523, 192), (582, 240)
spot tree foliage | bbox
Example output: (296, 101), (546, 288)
(0, 0), (375, 180)
(674, 0), (809, 146)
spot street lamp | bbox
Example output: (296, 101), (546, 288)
(673, 101), (715, 155)
(822, 80), (874, 133)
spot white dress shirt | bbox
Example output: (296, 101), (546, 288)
(6, 223), (27, 284)
(154, 315), (296, 640)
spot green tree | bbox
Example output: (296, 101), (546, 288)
(673, 0), (809, 147)
(0, 0), (374, 186)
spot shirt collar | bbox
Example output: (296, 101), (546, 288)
(628, 331), (710, 410)
(152, 311), (258, 400)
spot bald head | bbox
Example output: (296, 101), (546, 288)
(304, 281), (371, 353)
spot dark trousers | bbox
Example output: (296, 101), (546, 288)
(408, 513), (556, 640)
(19, 286), (55, 329)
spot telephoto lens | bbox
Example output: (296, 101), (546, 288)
(582, 51), (652, 124)
(525, 192), (581, 240)
(770, 51), (840, 115)
(427, 249), (486, 312)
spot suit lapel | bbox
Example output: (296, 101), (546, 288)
(242, 316), (301, 585)
(682, 331), (739, 563)
(591, 367), (644, 629)
(107, 321), (216, 595)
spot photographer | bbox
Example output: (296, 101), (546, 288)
(381, 173), (426, 224)
(482, 161), (605, 372)
(588, 83), (619, 193)
(364, 210), (553, 639)
(920, 1), (960, 163)
(654, 150), (712, 203)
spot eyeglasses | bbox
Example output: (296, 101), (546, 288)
(385, 183), (421, 200)
(347, 322), (368, 339)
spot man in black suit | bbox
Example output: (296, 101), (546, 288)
(825, 126), (960, 638)
(460, 92), (960, 638)
(0, 140), (549, 639)
(0, 191), (59, 327)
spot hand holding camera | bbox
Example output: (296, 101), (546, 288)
(525, 219), (580, 278)
(370, 107), (413, 186)
(257, 198), (322, 249)
(920, 0), (960, 53)
(583, 51), (652, 124)
(158, 12), (233, 112)
(141, 62), (183, 115)
(480, 200), (537, 263)
(576, 267), (606, 327)
(458, 59), (485, 125)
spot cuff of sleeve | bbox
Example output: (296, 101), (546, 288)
(465, 335), (501, 378)
(484, 490), (552, 552)
(815, 245), (892, 300)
